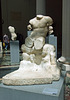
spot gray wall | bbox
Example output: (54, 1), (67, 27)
(36, 0), (46, 15)
(62, 0), (70, 60)
(1, 0), (36, 42)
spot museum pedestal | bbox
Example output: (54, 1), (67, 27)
(27, 31), (32, 36)
(0, 76), (64, 100)
(10, 40), (19, 65)
(46, 35), (57, 57)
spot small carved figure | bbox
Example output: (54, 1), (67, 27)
(8, 26), (17, 41)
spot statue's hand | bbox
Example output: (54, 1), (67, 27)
(27, 25), (32, 30)
(49, 26), (54, 34)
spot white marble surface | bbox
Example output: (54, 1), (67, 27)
(2, 15), (60, 85)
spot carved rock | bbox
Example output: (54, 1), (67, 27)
(2, 15), (60, 85)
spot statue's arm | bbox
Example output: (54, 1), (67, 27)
(27, 24), (32, 31)
(27, 19), (33, 31)
(45, 16), (53, 26)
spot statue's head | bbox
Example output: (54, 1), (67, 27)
(8, 26), (15, 33)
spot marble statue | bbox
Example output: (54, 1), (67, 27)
(8, 26), (17, 41)
(58, 56), (66, 63)
(57, 56), (70, 65)
(2, 15), (60, 85)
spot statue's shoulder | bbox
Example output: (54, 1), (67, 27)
(29, 17), (36, 24)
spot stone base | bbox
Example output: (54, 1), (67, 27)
(2, 77), (52, 86)
(2, 70), (52, 85)
(2, 61), (60, 85)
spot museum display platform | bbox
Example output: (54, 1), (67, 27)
(0, 75), (65, 100)
(10, 40), (19, 65)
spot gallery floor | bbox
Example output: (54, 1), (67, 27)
(0, 49), (70, 100)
